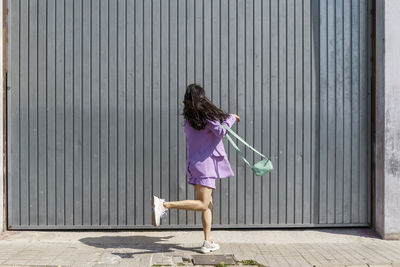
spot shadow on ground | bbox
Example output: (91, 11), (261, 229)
(79, 235), (200, 256)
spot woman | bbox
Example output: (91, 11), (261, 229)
(152, 83), (240, 253)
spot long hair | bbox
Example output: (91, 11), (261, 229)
(183, 84), (230, 130)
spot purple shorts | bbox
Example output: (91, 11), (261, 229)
(188, 177), (217, 190)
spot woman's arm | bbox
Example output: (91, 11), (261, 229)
(206, 114), (238, 138)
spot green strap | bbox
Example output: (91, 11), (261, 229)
(222, 124), (266, 158)
(224, 134), (251, 167)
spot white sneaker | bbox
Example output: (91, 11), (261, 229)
(200, 240), (220, 253)
(152, 195), (168, 227)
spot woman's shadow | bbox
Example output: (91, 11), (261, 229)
(80, 235), (200, 258)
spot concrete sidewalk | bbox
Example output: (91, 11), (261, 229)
(0, 228), (399, 267)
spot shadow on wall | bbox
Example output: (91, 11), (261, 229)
(80, 235), (200, 256)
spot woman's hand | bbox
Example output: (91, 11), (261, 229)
(231, 114), (240, 122)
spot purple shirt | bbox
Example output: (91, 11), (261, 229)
(184, 115), (237, 179)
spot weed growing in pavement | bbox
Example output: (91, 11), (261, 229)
(239, 259), (266, 266)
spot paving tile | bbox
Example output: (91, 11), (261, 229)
(192, 254), (236, 265)
(251, 254), (270, 266)
(270, 256), (292, 267)
(172, 256), (183, 263)
(2, 230), (400, 267)
(285, 256), (304, 267)
(375, 243), (400, 262)
(292, 256), (312, 267)
(72, 262), (96, 267)
(24, 259), (59, 265)
(52, 259), (76, 266)
(3, 259), (30, 265)
(356, 244), (391, 264)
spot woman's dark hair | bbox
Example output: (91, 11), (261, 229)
(183, 84), (230, 130)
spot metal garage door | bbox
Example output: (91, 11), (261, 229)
(7, 0), (371, 229)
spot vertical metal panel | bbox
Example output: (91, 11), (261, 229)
(269, 0), (279, 225)
(133, 0), (143, 225)
(261, 0), (270, 225)
(210, 0), (220, 225)
(286, 0), (295, 225)
(28, 0), (38, 226)
(236, 0), (246, 226)
(19, 0), (29, 226)
(159, 0), (169, 225)
(108, 0), (118, 226)
(334, 0), (344, 224)
(184, 0), (194, 225)
(142, 0), (152, 226)
(37, 0), (47, 226)
(191, 0), (200, 225)
(350, 0), (361, 224)
(7, 0), (372, 229)
(294, 0), (304, 224)
(177, 0), (186, 225)
(82, 0), (91, 226)
(253, 0), (263, 224)
(168, 0), (178, 225)
(64, 0), (73, 226)
(228, 0), (238, 225)
(151, 0), (161, 225)
(245, 0), (254, 224)
(126, 0), (135, 225)
(311, 0), (320, 225)
(8, 0), (20, 227)
(319, 0), (328, 224)
(302, 0), (312, 225)
(220, 0), (229, 225)
(54, 0), (65, 226)
(343, 0), (353, 224)
(47, 0), (56, 226)
(73, 0), (83, 226)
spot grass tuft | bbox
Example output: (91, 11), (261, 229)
(239, 259), (266, 266)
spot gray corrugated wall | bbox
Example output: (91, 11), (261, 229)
(7, 0), (371, 229)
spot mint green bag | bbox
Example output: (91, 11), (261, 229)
(222, 124), (274, 176)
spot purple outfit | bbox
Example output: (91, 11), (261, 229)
(184, 114), (237, 189)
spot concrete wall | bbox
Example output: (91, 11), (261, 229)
(375, 0), (400, 240)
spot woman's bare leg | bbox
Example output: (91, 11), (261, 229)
(201, 196), (213, 242)
(163, 184), (213, 211)
(163, 200), (206, 210)
(163, 184), (213, 241)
